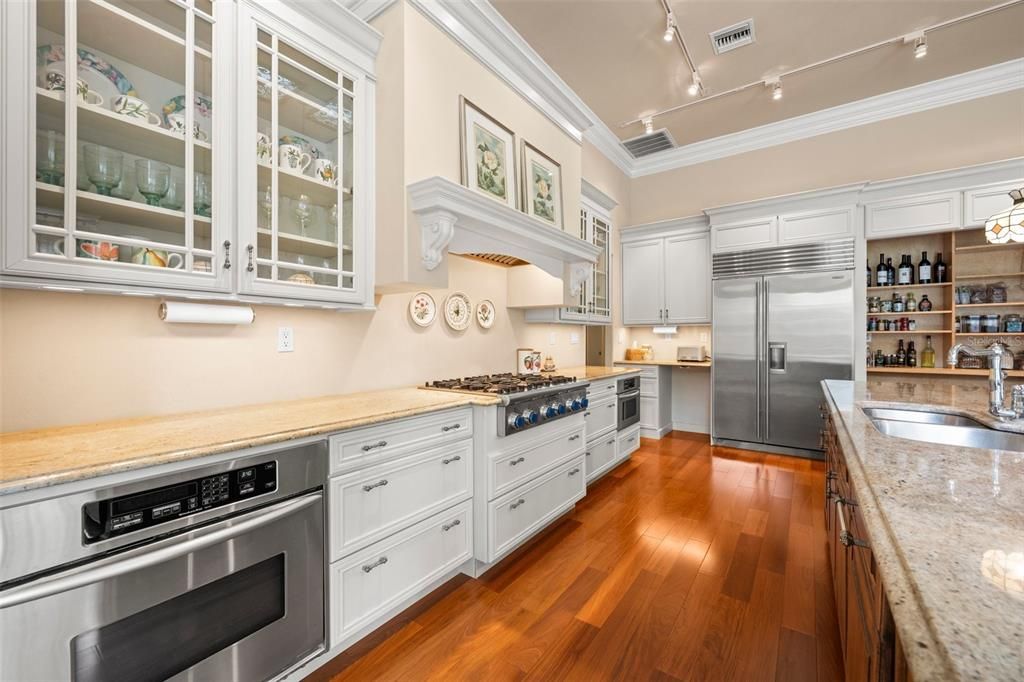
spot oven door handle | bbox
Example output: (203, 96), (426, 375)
(0, 493), (321, 610)
(618, 389), (641, 399)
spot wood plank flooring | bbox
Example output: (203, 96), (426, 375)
(313, 431), (844, 682)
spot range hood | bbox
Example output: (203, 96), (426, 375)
(407, 176), (600, 295)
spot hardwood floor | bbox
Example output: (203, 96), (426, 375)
(313, 431), (844, 682)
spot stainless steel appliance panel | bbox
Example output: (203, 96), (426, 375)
(712, 277), (762, 443)
(0, 492), (325, 682)
(765, 270), (853, 450)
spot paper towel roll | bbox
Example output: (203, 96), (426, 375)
(159, 301), (255, 325)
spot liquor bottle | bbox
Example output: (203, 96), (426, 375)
(934, 253), (947, 283)
(866, 260), (872, 288)
(918, 294), (933, 312)
(897, 255), (914, 285)
(896, 339), (906, 366)
(921, 336), (936, 368)
(918, 251), (932, 284)
(875, 349), (885, 367)
(886, 257), (896, 287)
(876, 254), (888, 286)
(907, 341), (917, 368)
(906, 293), (917, 312)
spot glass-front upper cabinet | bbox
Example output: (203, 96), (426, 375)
(235, 1), (375, 306)
(3, 0), (232, 292)
(589, 211), (611, 323)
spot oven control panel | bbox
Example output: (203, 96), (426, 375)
(82, 461), (278, 544)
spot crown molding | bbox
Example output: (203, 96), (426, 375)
(582, 118), (636, 175)
(621, 215), (709, 243)
(581, 179), (618, 212)
(631, 58), (1024, 178)
(344, 0), (396, 22)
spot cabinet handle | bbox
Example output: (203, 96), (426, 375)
(607, 438), (616, 445)
(510, 498), (526, 510)
(246, 244), (255, 272)
(665, 308), (669, 319)
(441, 423), (461, 432)
(361, 556), (388, 573)
(583, 411), (591, 417)
(442, 455), (461, 465)
(362, 479), (388, 492)
(361, 440), (388, 452)
(222, 240), (231, 270)
(568, 434), (580, 441)
(509, 456), (526, 466)
(568, 468), (581, 476)
(835, 498), (869, 548)
(585, 451), (591, 457)
(607, 403), (615, 409)
(442, 519), (461, 532)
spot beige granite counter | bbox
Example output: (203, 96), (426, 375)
(0, 389), (499, 495)
(615, 359), (711, 368)
(822, 378), (1024, 682)
(557, 365), (641, 380)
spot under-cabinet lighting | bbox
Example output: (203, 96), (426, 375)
(652, 326), (678, 335)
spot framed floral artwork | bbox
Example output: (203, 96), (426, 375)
(520, 140), (563, 229)
(460, 96), (517, 209)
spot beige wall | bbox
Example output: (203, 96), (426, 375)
(0, 256), (585, 431)
(630, 91), (1024, 224)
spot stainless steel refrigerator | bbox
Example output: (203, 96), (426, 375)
(712, 240), (854, 457)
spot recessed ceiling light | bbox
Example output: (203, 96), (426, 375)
(663, 12), (676, 42)
(914, 35), (927, 58)
(688, 70), (702, 96)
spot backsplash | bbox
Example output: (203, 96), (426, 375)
(624, 326), (712, 361)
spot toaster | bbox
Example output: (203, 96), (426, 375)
(677, 345), (706, 362)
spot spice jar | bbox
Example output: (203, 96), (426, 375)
(867, 297), (880, 313)
(988, 283), (1008, 303)
(867, 317), (878, 332)
(983, 314), (1001, 333)
(966, 315), (982, 333)
(905, 293), (917, 312)
(1005, 314), (1023, 333)
(880, 298), (893, 313)
(908, 319), (917, 331)
(892, 293), (904, 313)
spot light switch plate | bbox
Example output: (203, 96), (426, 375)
(548, 332), (557, 346)
(570, 332), (580, 345)
(277, 327), (294, 352)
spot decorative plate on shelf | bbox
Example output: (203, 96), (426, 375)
(310, 102), (354, 132)
(161, 94), (213, 139)
(443, 292), (472, 331)
(37, 45), (137, 104)
(278, 134), (322, 161)
(409, 291), (436, 327)
(476, 299), (495, 329)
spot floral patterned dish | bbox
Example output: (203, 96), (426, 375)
(409, 291), (436, 327)
(37, 45), (136, 106)
(278, 134), (322, 162)
(443, 292), (472, 331)
(161, 94), (213, 139)
(476, 299), (495, 329)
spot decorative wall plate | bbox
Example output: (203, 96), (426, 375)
(409, 291), (436, 327)
(443, 292), (471, 331)
(476, 299), (495, 329)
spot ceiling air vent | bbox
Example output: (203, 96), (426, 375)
(622, 128), (677, 159)
(710, 19), (755, 55)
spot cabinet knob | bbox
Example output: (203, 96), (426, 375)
(222, 240), (232, 270)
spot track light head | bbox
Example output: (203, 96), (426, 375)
(687, 70), (702, 96)
(914, 35), (927, 58)
(663, 12), (676, 42)
(766, 79), (782, 101)
(642, 117), (654, 135)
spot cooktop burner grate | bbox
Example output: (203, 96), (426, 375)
(425, 373), (578, 395)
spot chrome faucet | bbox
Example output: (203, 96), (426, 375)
(948, 342), (1024, 419)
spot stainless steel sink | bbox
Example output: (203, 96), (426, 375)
(862, 406), (1024, 452)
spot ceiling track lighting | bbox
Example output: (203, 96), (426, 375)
(767, 79), (782, 100)
(663, 12), (676, 42)
(914, 34), (927, 59)
(642, 117), (654, 135)
(688, 70), (702, 96)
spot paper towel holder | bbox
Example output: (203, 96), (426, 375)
(159, 301), (256, 325)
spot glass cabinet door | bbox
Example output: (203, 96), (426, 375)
(238, 9), (364, 304)
(590, 213), (611, 321)
(25, 0), (230, 290)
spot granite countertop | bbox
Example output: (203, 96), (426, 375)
(822, 379), (1024, 681)
(615, 359), (712, 368)
(557, 365), (641, 380)
(0, 388), (500, 495)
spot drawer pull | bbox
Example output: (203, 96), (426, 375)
(442, 455), (462, 465)
(441, 423), (462, 432)
(509, 457), (526, 466)
(361, 556), (388, 573)
(362, 479), (388, 492)
(584, 411), (591, 417)
(568, 468), (581, 476)
(608, 403), (615, 409)
(442, 519), (462, 532)
(509, 498), (526, 510)
(607, 438), (615, 445)
(835, 498), (869, 548)
(568, 434), (580, 442)
(585, 451), (591, 457)
(361, 440), (388, 452)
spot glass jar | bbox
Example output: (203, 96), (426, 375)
(1005, 314), (1023, 333)
(880, 298), (893, 313)
(908, 319), (917, 331)
(966, 315), (982, 333)
(988, 283), (1008, 303)
(868, 297), (880, 313)
(892, 293), (904, 313)
(983, 314), (1001, 333)
(905, 293), (917, 312)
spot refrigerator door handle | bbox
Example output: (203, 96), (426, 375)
(762, 279), (770, 443)
(768, 342), (787, 374)
(755, 279), (764, 443)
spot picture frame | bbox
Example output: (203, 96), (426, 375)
(459, 96), (517, 209)
(520, 140), (563, 229)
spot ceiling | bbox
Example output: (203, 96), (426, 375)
(491, 0), (1024, 148)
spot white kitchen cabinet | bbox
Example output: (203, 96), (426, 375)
(710, 216), (777, 253)
(778, 206), (855, 245)
(664, 232), (710, 324)
(621, 224), (710, 326)
(864, 191), (962, 238)
(963, 182), (1021, 227)
(2, 0), (378, 309)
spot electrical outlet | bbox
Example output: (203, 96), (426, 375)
(277, 327), (294, 352)
(617, 329), (626, 344)
(700, 331), (709, 344)
(570, 332), (580, 345)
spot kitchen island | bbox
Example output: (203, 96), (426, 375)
(821, 378), (1023, 681)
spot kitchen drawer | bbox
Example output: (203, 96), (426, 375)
(329, 407), (472, 474)
(585, 431), (619, 483)
(487, 421), (584, 500)
(639, 376), (659, 396)
(584, 392), (617, 440)
(485, 456), (585, 562)
(330, 500), (472, 645)
(588, 377), (619, 399)
(636, 365), (659, 380)
(329, 441), (472, 560)
(618, 425), (641, 459)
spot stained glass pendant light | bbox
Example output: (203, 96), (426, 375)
(985, 189), (1024, 244)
